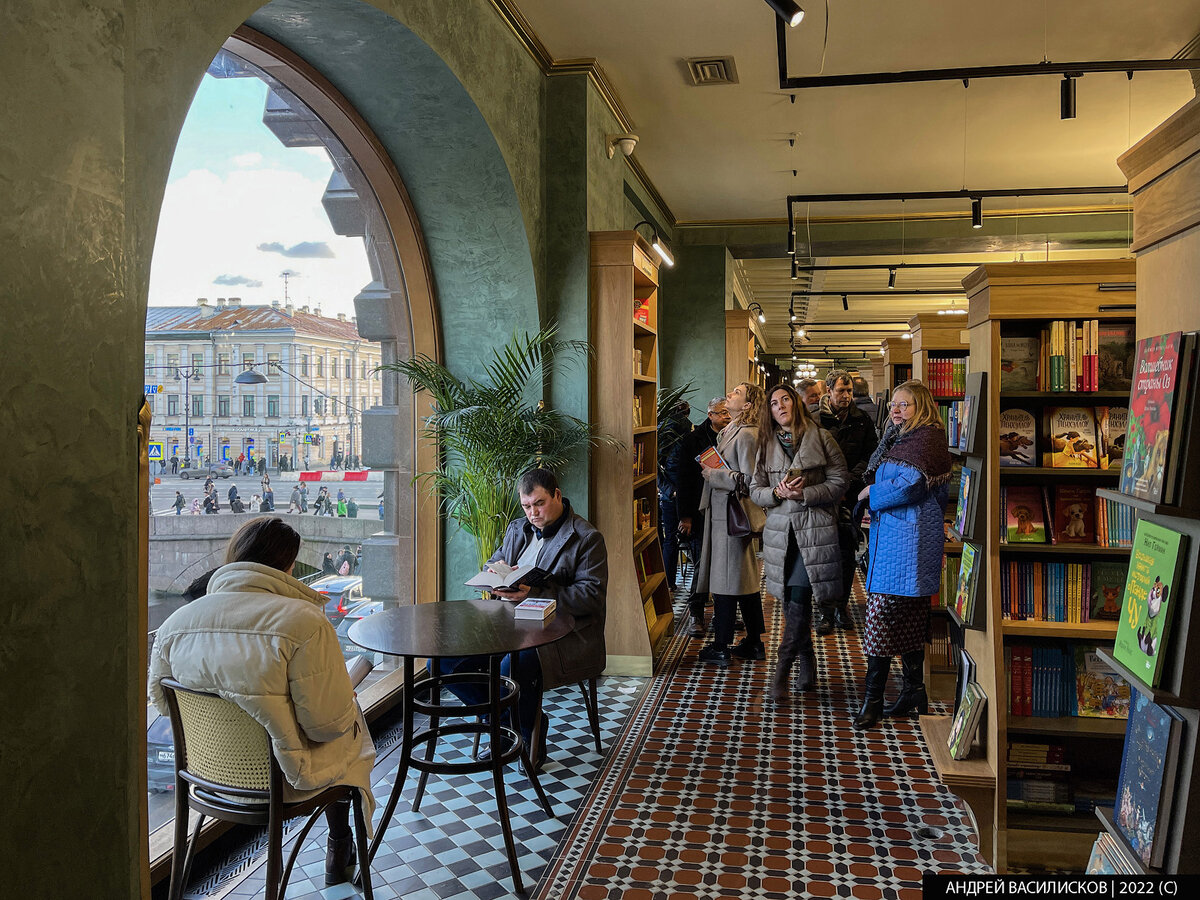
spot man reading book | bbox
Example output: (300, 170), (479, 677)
(438, 468), (608, 771)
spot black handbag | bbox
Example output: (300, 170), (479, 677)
(726, 473), (765, 539)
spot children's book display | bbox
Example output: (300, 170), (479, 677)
(1052, 485), (1097, 544)
(1097, 407), (1129, 471)
(1001, 560), (1111, 623)
(1114, 689), (1185, 868)
(1090, 560), (1129, 621)
(998, 408), (1037, 466)
(948, 681), (986, 760)
(1005, 642), (1130, 718)
(953, 464), (979, 537)
(1074, 645), (1132, 719)
(1112, 519), (1188, 687)
(1045, 407), (1100, 468)
(1001, 485), (1048, 543)
(953, 543), (980, 623)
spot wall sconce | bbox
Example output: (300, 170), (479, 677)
(632, 220), (674, 267)
(749, 302), (766, 324)
(606, 133), (639, 159)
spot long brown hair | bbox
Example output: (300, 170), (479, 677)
(225, 517), (301, 572)
(732, 381), (766, 429)
(756, 383), (813, 463)
(892, 380), (943, 433)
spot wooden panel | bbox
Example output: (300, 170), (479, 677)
(725, 309), (752, 393)
(1129, 149), (1200, 253)
(1118, 95), (1200, 193)
(909, 314), (969, 355)
(880, 338), (911, 366)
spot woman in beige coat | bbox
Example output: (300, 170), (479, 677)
(695, 381), (767, 666)
(750, 384), (849, 701)
(148, 517), (374, 887)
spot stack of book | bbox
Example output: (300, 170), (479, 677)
(927, 354), (967, 396)
(999, 322), (1136, 393)
(1007, 742), (1073, 814)
(1005, 642), (1131, 718)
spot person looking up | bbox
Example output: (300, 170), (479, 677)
(676, 397), (731, 638)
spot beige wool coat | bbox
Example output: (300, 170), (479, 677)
(694, 421), (762, 596)
(148, 562), (376, 826)
(750, 425), (849, 604)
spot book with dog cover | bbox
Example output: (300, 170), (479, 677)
(1003, 485), (1048, 543)
(998, 408), (1037, 467)
(1052, 485), (1096, 545)
(1113, 519), (1187, 688)
(1046, 407), (1100, 468)
(1119, 332), (1197, 504)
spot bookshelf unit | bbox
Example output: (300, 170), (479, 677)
(725, 309), (761, 391)
(881, 337), (912, 389)
(590, 231), (674, 676)
(918, 260), (1140, 873)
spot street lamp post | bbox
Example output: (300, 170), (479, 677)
(179, 366), (204, 467)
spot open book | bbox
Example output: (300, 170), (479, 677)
(465, 561), (549, 591)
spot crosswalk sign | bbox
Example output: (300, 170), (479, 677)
(148, 442), (164, 461)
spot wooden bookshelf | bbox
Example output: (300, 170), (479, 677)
(881, 336), (912, 389)
(919, 714), (996, 866)
(590, 231), (674, 675)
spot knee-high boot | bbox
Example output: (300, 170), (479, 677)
(884, 649), (928, 717)
(771, 591), (815, 701)
(853, 655), (891, 730)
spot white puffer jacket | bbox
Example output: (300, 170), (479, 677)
(148, 562), (375, 821)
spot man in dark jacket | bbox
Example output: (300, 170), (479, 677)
(439, 468), (608, 770)
(676, 397), (730, 637)
(852, 375), (881, 425)
(657, 400), (693, 592)
(818, 369), (880, 634)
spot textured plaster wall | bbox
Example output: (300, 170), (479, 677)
(586, 85), (627, 234)
(659, 245), (730, 411)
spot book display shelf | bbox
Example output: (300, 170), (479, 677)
(920, 260), (1144, 873)
(589, 232), (673, 676)
(881, 336), (912, 390)
(725, 309), (762, 391)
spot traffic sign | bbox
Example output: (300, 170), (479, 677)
(148, 442), (163, 460)
(164, 426), (182, 432)
(303, 434), (313, 444)
(144, 384), (162, 395)
(188, 427), (194, 436)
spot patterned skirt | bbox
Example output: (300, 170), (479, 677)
(862, 592), (930, 656)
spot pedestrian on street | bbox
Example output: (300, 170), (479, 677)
(299, 482), (309, 512)
(203, 491), (217, 514)
(230, 495), (245, 513)
(263, 486), (275, 511)
(288, 486), (301, 514)
(261, 471), (271, 494)
(227, 484), (239, 507)
(346, 497), (358, 518)
(258, 457), (266, 476)
(251, 493), (262, 512)
(236, 452), (245, 473)
(190, 498), (202, 515)
(337, 488), (345, 503)
(322, 552), (337, 576)
(173, 491), (185, 515)
(204, 475), (214, 494)
(377, 498), (384, 520)
(336, 497), (347, 517)
(170, 455), (179, 475)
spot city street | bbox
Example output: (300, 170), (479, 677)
(149, 473), (384, 517)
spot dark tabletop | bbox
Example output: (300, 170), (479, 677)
(347, 597), (576, 659)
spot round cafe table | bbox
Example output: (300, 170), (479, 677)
(349, 597), (574, 893)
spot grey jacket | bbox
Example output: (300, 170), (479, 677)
(694, 422), (761, 596)
(488, 504), (608, 688)
(750, 425), (849, 604)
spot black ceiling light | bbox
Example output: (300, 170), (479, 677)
(749, 302), (767, 324)
(633, 220), (674, 267)
(791, 257), (799, 281)
(765, 0), (804, 27)
(971, 197), (983, 229)
(789, 297), (797, 322)
(887, 268), (897, 290)
(841, 294), (849, 311)
(1060, 74), (1077, 120)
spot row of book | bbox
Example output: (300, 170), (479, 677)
(997, 405), (1125, 469)
(999, 484), (1133, 547)
(926, 354), (968, 396)
(939, 397), (973, 451)
(1007, 742), (1114, 817)
(932, 553), (962, 609)
(999, 321), (1134, 393)
(1004, 643), (1131, 719)
(632, 440), (648, 476)
(1000, 559), (1130, 624)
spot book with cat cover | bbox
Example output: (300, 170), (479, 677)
(1097, 406), (1128, 471)
(1003, 485), (1048, 543)
(1118, 332), (1193, 504)
(1096, 322), (1137, 392)
(1113, 519), (1188, 688)
(1090, 559), (1129, 622)
(1046, 407), (1099, 468)
(1114, 689), (1185, 867)
(998, 408), (1037, 467)
(1052, 485), (1096, 544)
(1074, 645), (1130, 719)
(1000, 336), (1040, 391)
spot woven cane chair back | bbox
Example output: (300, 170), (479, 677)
(172, 688), (272, 792)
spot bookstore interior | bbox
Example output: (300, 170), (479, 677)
(14, 1), (1200, 897)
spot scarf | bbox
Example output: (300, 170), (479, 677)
(865, 422), (953, 487)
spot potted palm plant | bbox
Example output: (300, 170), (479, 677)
(385, 326), (610, 570)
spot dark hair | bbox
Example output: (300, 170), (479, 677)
(224, 517), (301, 572)
(852, 376), (870, 398)
(757, 383), (814, 465)
(183, 568), (219, 602)
(826, 368), (853, 390)
(518, 467), (559, 497)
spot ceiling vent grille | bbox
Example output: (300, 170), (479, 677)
(685, 56), (739, 86)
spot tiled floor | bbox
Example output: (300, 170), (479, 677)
(177, 577), (992, 900)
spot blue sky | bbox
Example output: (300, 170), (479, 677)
(148, 67), (371, 318)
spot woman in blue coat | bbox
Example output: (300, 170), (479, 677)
(853, 380), (953, 729)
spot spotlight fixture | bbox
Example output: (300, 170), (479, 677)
(750, 302), (766, 324)
(765, 0), (804, 27)
(887, 268), (897, 290)
(606, 133), (639, 159)
(791, 257), (799, 281)
(841, 294), (849, 311)
(1060, 75), (1077, 120)
(795, 328), (805, 339)
(787, 227), (796, 256)
(971, 197), (983, 229)
(789, 297), (797, 322)
(902, 331), (912, 339)
(632, 220), (674, 267)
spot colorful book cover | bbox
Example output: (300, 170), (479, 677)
(1090, 560), (1129, 621)
(1113, 519), (1188, 687)
(696, 445), (727, 469)
(953, 464), (977, 537)
(1000, 336), (1040, 391)
(1074, 645), (1131, 718)
(954, 543), (979, 622)
(1097, 407), (1128, 471)
(1047, 407), (1100, 468)
(957, 394), (974, 451)
(998, 408), (1037, 466)
(1052, 485), (1096, 544)
(1119, 332), (1184, 502)
(1003, 485), (1048, 543)
(948, 681), (987, 760)
(1114, 690), (1185, 867)
(1097, 322), (1137, 392)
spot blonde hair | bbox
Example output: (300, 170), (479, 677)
(734, 381), (766, 429)
(892, 380), (943, 433)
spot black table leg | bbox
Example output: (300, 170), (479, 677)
(413, 658), (441, 812)
(367, 655), (414, 864)
(488, 654), (524, 894)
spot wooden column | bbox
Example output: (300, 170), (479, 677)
(725, 309), (754, 393)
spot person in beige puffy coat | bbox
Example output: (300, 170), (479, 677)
(148, 517), (374, 887)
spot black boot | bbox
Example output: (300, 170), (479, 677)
(814, 605), (835, 637)
(884, 649), (928, 717)
(833, 604), (856, 631)
(793, 649), (817, 693)
(771, 599), (805, 701)
(853, 655), (891, 730)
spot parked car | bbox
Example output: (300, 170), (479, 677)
(335, 599), (384, 656)
(146, 709), (176, 792)
(179, 463), (234, 479)
(309, 574), (365, 626)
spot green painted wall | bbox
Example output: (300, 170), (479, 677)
(659, 245), (730, 415)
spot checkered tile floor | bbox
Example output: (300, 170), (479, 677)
(171, 575), (992, 900)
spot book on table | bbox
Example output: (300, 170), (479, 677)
(1114, 688), (1185, 868)
(465, 563), (549, 590)
(1112, 519), (1188, 688)
(514, 597), (557, 620)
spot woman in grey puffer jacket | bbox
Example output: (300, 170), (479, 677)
(750, 384), (849, 702)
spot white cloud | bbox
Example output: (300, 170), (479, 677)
(232, 151), (263, 167)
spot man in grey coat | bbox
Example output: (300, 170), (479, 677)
(439, 468), (608, 770)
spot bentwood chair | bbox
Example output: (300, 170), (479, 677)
(159, 678), (374, 900)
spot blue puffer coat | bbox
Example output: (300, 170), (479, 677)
(865, 459), (949, 597)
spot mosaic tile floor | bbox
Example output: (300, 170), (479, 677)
(174, 576), (992, 900)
